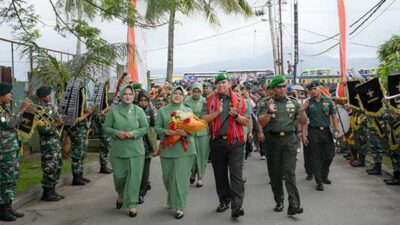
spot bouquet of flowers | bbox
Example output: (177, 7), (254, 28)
(159, 110), (208, 153)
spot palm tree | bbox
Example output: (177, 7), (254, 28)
(56, 0), (96, 54)
(145, 0), (253, 82)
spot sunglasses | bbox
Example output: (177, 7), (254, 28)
(276, 85), (287, 89)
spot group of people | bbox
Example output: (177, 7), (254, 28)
(1, 70), (399, 222)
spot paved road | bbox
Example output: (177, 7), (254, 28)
(12, 152), (400, 225)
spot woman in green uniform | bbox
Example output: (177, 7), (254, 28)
(104, 85), (149, 217)
(155, 86), (196, 219)
(184, 83), (210, 187)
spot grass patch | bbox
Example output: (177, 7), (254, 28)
(16, 153), (97, 194)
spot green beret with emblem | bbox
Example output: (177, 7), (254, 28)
(215, 71), (229, 84)
(307, 80), (322, 89)
(0, 82), (13, 96)
(269, 75), (285, 89)
(36, 86), (52, 98)
(131, 83), (142, 90)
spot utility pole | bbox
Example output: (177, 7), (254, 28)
(278, 0), (284, 75)
(293, 0), (299, 83)
(267, 1), (278, 74)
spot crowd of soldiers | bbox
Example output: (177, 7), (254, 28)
(1, 71), (399, 222)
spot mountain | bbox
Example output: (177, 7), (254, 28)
(149, 51), (379, 76)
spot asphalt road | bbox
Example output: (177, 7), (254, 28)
(11, 152), (400, 225)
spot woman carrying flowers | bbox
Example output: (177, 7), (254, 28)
(155, 86), (196, 219)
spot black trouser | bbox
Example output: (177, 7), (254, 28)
(139, 158), (152, 197)
(266, 132), (300, 207)
(308, 127), (335, 184)
(303, 142), (313, 176)
(210, 139), (245, 209)
(245, 137), (253, 160)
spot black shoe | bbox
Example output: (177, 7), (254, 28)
(72, 174), (86, 186)
(80, 173), (91, 183)
(138, 196), (144, 204)
(384, 178), (400, 185)
(316, 184), (324, 191)
(116, 199), (123, 209)
(231, 207), (244, 218)
(174, 211), (184, 219)
(274, 202), (284, 212)
(216, 203), (230, 212)
(306, 175), (313, 180)
(366, 164), (382, 175)
(351, 160), (365, 167)
(10, 201), (24, 218)
(52, 186), (65, 200)
(128, 209), (137, 217)
(146, 184), (152, 191)
(189, 175), (195, 184)
(323, 178), (332, 184)
(0, 203), (17, 221)
(287, 206), (303, 216)
(99, 166), (113, 174)
(41, 187), (61, 201)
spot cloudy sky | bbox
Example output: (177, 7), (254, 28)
(0, 0), (399, 80)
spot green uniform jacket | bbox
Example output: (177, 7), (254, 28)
(155, 103), (196, 158)
(104, 103), (149, 158)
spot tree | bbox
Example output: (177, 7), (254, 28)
(145, 0), (253, 82)
(377, 34), (400, 79)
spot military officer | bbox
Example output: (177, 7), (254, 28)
(95, 107), (113, 174)
(0, 82), (31, 221)
(258, 75), (307, 216)
(301, 80), (339, 191)
(36, 86), (65, 201)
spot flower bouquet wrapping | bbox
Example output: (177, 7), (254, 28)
(158, 110), (208, 154)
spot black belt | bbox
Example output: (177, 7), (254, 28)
(309, 126), (330, 131)
(268, 131), (294, 137)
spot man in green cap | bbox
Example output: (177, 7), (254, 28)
(201, 72), (251, 218)
(202, 82), (213, 99)
(0, 82), (31, 221)
(301, 80), (339, 191)
(258, 75), (307, 216)
(36, 86), (65, 201)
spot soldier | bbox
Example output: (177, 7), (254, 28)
(352, 112), (368, 167)
(0, 82), (31, 221)
(68, 104), (94, 185)
(95, 108), (113, 174)
(258, 76), (307, 216)
(201, 72), (250, 218)
(381, 110), (400, 185)
(302, 80), (339, 191)
(36, 86), (65, 201)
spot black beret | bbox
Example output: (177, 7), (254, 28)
(307, 80), (322, 90)
(0, 82), (13, 96)
(36, 86), (52, 98)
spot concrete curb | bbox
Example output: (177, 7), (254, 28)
(13, 159), (100, 209)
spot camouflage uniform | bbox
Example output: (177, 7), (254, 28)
(353, 113), (368, 166)
(0, 104), (21, 205)
(68, 122), (88, 175)
(36, 103), (63, 188)
(97, 115), (111, 168)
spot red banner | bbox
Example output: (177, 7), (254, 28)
(336, 0), (347, 98)
(127, 0), (138, 83)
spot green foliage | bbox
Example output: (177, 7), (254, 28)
(377, 34), (400, 85)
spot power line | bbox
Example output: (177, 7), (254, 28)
(302, 0), (386, 45)
(311, 0), (390, 56)
(146, 21), (264, 53)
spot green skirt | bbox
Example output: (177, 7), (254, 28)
(110, 155), (144, 209)
(192, 135), (210, 179)
(161, 155), (194, 210)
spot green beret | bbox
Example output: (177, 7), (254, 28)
(0, 82), (13, 96)
(215, 71), (229, 84)
(36, 86), (52, 98)
(307, 80), (322, 89)
(269, 75), (285, 89)
(131, 83), (142, 90)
